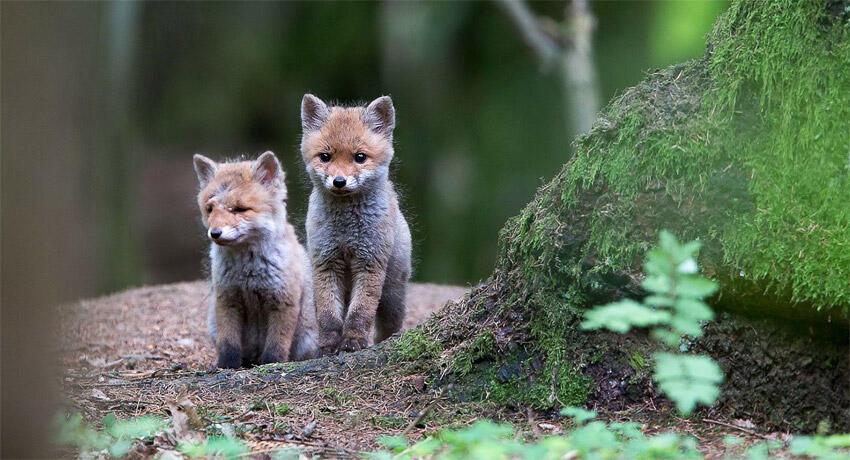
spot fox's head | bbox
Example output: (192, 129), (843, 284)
(300, 94), (395, 197)
(193, 151), (288, 247)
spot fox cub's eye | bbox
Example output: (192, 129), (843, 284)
(354, 152), (367, 164)
(318, 152), (331, 163)
(206, 205), (213, 213)
(233, 206), (250, 213)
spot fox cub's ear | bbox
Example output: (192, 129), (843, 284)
(253, 151), (284, 186)
(363, 96), (395, 137)
(301, 94), (329, 133)
(193, 154), (217, 187)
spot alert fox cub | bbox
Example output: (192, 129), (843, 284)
(300, 94), (411, 354)
(193, 151), (317, 368)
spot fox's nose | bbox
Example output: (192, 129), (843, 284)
(333, 176), (347, 188)
(209, 228), (222, 239)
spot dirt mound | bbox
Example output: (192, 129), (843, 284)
(60, 280), (469, 373)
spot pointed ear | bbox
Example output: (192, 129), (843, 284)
(193, 154), (217, 187)
(363, 95), (395, 137)
(301, 94), (329, 132)
(253, 151), (283, 185)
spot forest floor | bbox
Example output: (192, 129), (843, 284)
(60, 281), (794, 458)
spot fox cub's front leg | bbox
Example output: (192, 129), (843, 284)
(339, 263), (387, 352)
(261, 293), (300, 364)
(214, 301), (243, 369)
(313, 265), (345, 355)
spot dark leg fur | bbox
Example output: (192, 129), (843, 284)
(375, 279), (406, 343)
(217, 342), (242, 369)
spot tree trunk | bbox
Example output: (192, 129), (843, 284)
(395, 0), (850, 432)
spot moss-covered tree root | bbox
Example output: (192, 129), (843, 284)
(392, 0), (850, 432)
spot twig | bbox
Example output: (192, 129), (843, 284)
(401, 388), (444, 436)
(496, 0), (560, 66)
(702, 418), (768, 439)
(497, 0), (600, 137)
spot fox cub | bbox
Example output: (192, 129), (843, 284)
(300, 94), (412, 354)
(193, 151), (317, 368)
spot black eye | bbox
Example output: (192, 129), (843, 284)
(206, 205), (213, 213)
(354, 152), (366, 164)
(319, 152), (331, 163)
(233, 206), (250, 213)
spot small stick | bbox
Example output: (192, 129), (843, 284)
(702, 418), (768, 439)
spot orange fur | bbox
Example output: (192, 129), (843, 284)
(301, 107), (391, 181)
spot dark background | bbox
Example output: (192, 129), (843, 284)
(1, 1), (726, 454)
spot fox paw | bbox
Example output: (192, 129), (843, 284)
(259, 349), (288, 365)
(338, 336), (369, 353)
(216, 343), (242, 369)
(318, 333), (342, 356)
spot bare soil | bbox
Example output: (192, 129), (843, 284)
(59, 281), (793, 458)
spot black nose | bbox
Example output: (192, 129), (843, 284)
(333, 176), (347, 188)
(209, 228), (222, 239)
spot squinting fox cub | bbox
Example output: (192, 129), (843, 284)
(300, 94), (412, 354)
(193, 151), (317, 368)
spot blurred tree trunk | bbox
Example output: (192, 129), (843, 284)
(97, 1), (141, 289)
(1, 3), (105, 456)
(498, 0), (601, 137)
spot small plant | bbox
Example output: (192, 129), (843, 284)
(275, 403), (292, 416)
(368, 411), (703, 459)
(581, 230), (723, 415)
(178, 435), (250, 459)
(321, 387), (353, 405)
(54, 412), (168, 458)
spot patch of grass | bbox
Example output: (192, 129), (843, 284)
(371, 414), (407, 430)
(274, 403), (292, 416)
(321, 387), (353, 406)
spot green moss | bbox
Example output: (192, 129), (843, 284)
(562, 0), (850, 313)
(486, 362), (592, 410)
(394, 0), (849, 416)
(254, 362), (297, 375)
(391, 326), (443, 364)
(448, 331), (495, 376)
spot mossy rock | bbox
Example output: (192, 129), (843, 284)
(395, 0), (849, 432)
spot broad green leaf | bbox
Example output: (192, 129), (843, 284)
(676, 277), (718, 298)
(659, 230), (680, 254)
(724, 435), (745, 446)
(108, 439), (132, 458)
(581, 300), (671, 332)
(674, 298), (715, 321)
(644, 295), (674, 307)
(408, 437), (441, 457)
(645, 249), (673, 276)
(376, 435), (408, 452)
(106, 415), (167, 439)
(653, 353), (723, 415)
(670, 316), (704, 338)
(559, 406), (597, 424)
(652, 329), (682, 348)
(677, 258), (698, 274)
(569, 422), (618, 454)
(642, 275), (672, 294)
(609, 421), (645, 439)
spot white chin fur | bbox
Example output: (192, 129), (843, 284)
(209, 225), (241, 244)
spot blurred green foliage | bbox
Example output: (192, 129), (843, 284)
(116, 1), (725, 287)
